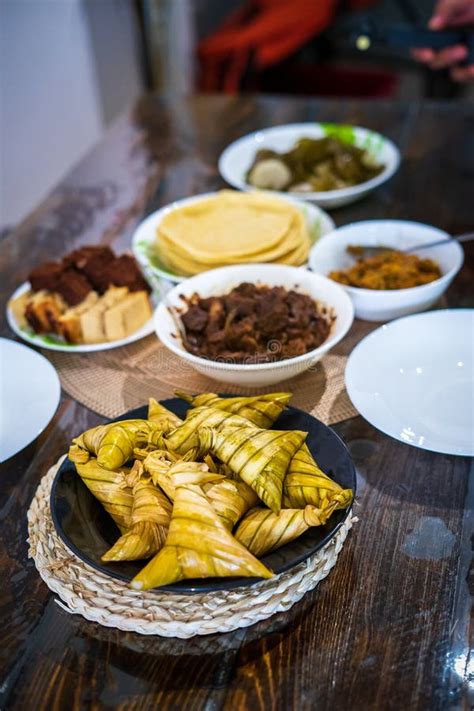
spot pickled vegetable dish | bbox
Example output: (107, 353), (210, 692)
(247, 136), (384, 193)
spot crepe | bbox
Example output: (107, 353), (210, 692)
(155, 190), (310, 276)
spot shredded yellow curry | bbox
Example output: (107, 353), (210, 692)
(329, 248), (442, 290)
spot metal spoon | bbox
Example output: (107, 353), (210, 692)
(350, 232), (474, 260)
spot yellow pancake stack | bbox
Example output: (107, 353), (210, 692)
(155, 190), (311, 276)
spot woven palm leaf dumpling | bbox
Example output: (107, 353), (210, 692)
(67, 391), (354, 590)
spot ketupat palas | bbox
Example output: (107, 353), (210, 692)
(69, 392), (352, 589)
(143, 456), (224, 501)
(164, 406), (257, 455)
(131, 484), (273, 590)
(283, 443), (353, 510)
(203, 479), (259, 529)
(147, 398), (183, 430)
(129, 478), (171, 526)
(102, 520), (168, 562)
(73, 457), (134, 532)
(176, 392), (292, 428)
(133, 444), (180, 462)
(73, 419), (165, 470)
(196, 426), (307, 513)
(102, 474), (172, 562)
(96, 422), (162, 470)
(235, 504), (338, 556)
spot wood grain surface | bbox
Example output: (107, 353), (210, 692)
(0, 95), (473, 711)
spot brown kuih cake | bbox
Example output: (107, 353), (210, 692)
(28, 246), (151, 301)
(64, 246), (115, 290)
(64, 245), (115, 269)
(95, 254), (150, 294)
(11, 245), (152, 345)
(28, 261), (64, 293)
(54, 268), (94, 306)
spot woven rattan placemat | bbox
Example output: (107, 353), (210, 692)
(45, 321), (375, 422)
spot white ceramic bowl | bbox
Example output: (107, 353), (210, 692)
(132, 191), (335, 286)
(154, 264), (354, 387)
(218, 123), (400, 209)
(309, 220), (464, 322)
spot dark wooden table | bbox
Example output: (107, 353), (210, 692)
(1, 95), (473, 711)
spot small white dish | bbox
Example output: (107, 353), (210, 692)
(6, 283), (157, 353)
(309, 220), (464, 322)
(0, 337), (61, 461)
(154, 264), (354, 387)
(345, 309), (474, 456)
(132, 191), (335, 284)
(218, 123), (400, 209)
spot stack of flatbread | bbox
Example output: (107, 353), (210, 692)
(155, 190), (311, 276)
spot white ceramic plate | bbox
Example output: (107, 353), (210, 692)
(6, 283), (157, 353)
(132, 191), (335, 284)
(0, 337), (61, 461)
(345, 310), (474, 456)
(309, 220), (464, 321)
(218, 123), (400, 209)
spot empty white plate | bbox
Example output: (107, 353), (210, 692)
(345, 310), (474, 456)
(0, 338), (61, 461)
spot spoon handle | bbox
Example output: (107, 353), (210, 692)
(405, 232), (474, 253)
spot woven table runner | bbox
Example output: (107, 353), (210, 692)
(45, 320), (376, 423)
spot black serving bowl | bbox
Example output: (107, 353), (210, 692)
(51, 397), (356, 594)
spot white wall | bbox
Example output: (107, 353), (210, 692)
(83, 0), (144, 124)
(0, 0), (142, 227)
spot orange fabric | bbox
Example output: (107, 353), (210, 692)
(198, 0), (376, 93)
(200, 0), (338, 67)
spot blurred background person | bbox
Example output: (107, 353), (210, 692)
(412, 0), (474, 81)
(2, 0), (473, 235)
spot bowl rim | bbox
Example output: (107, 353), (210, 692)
(308, 219), (465, 296)
(218, 122), (401, 200)
(154, 264), (355, 372)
